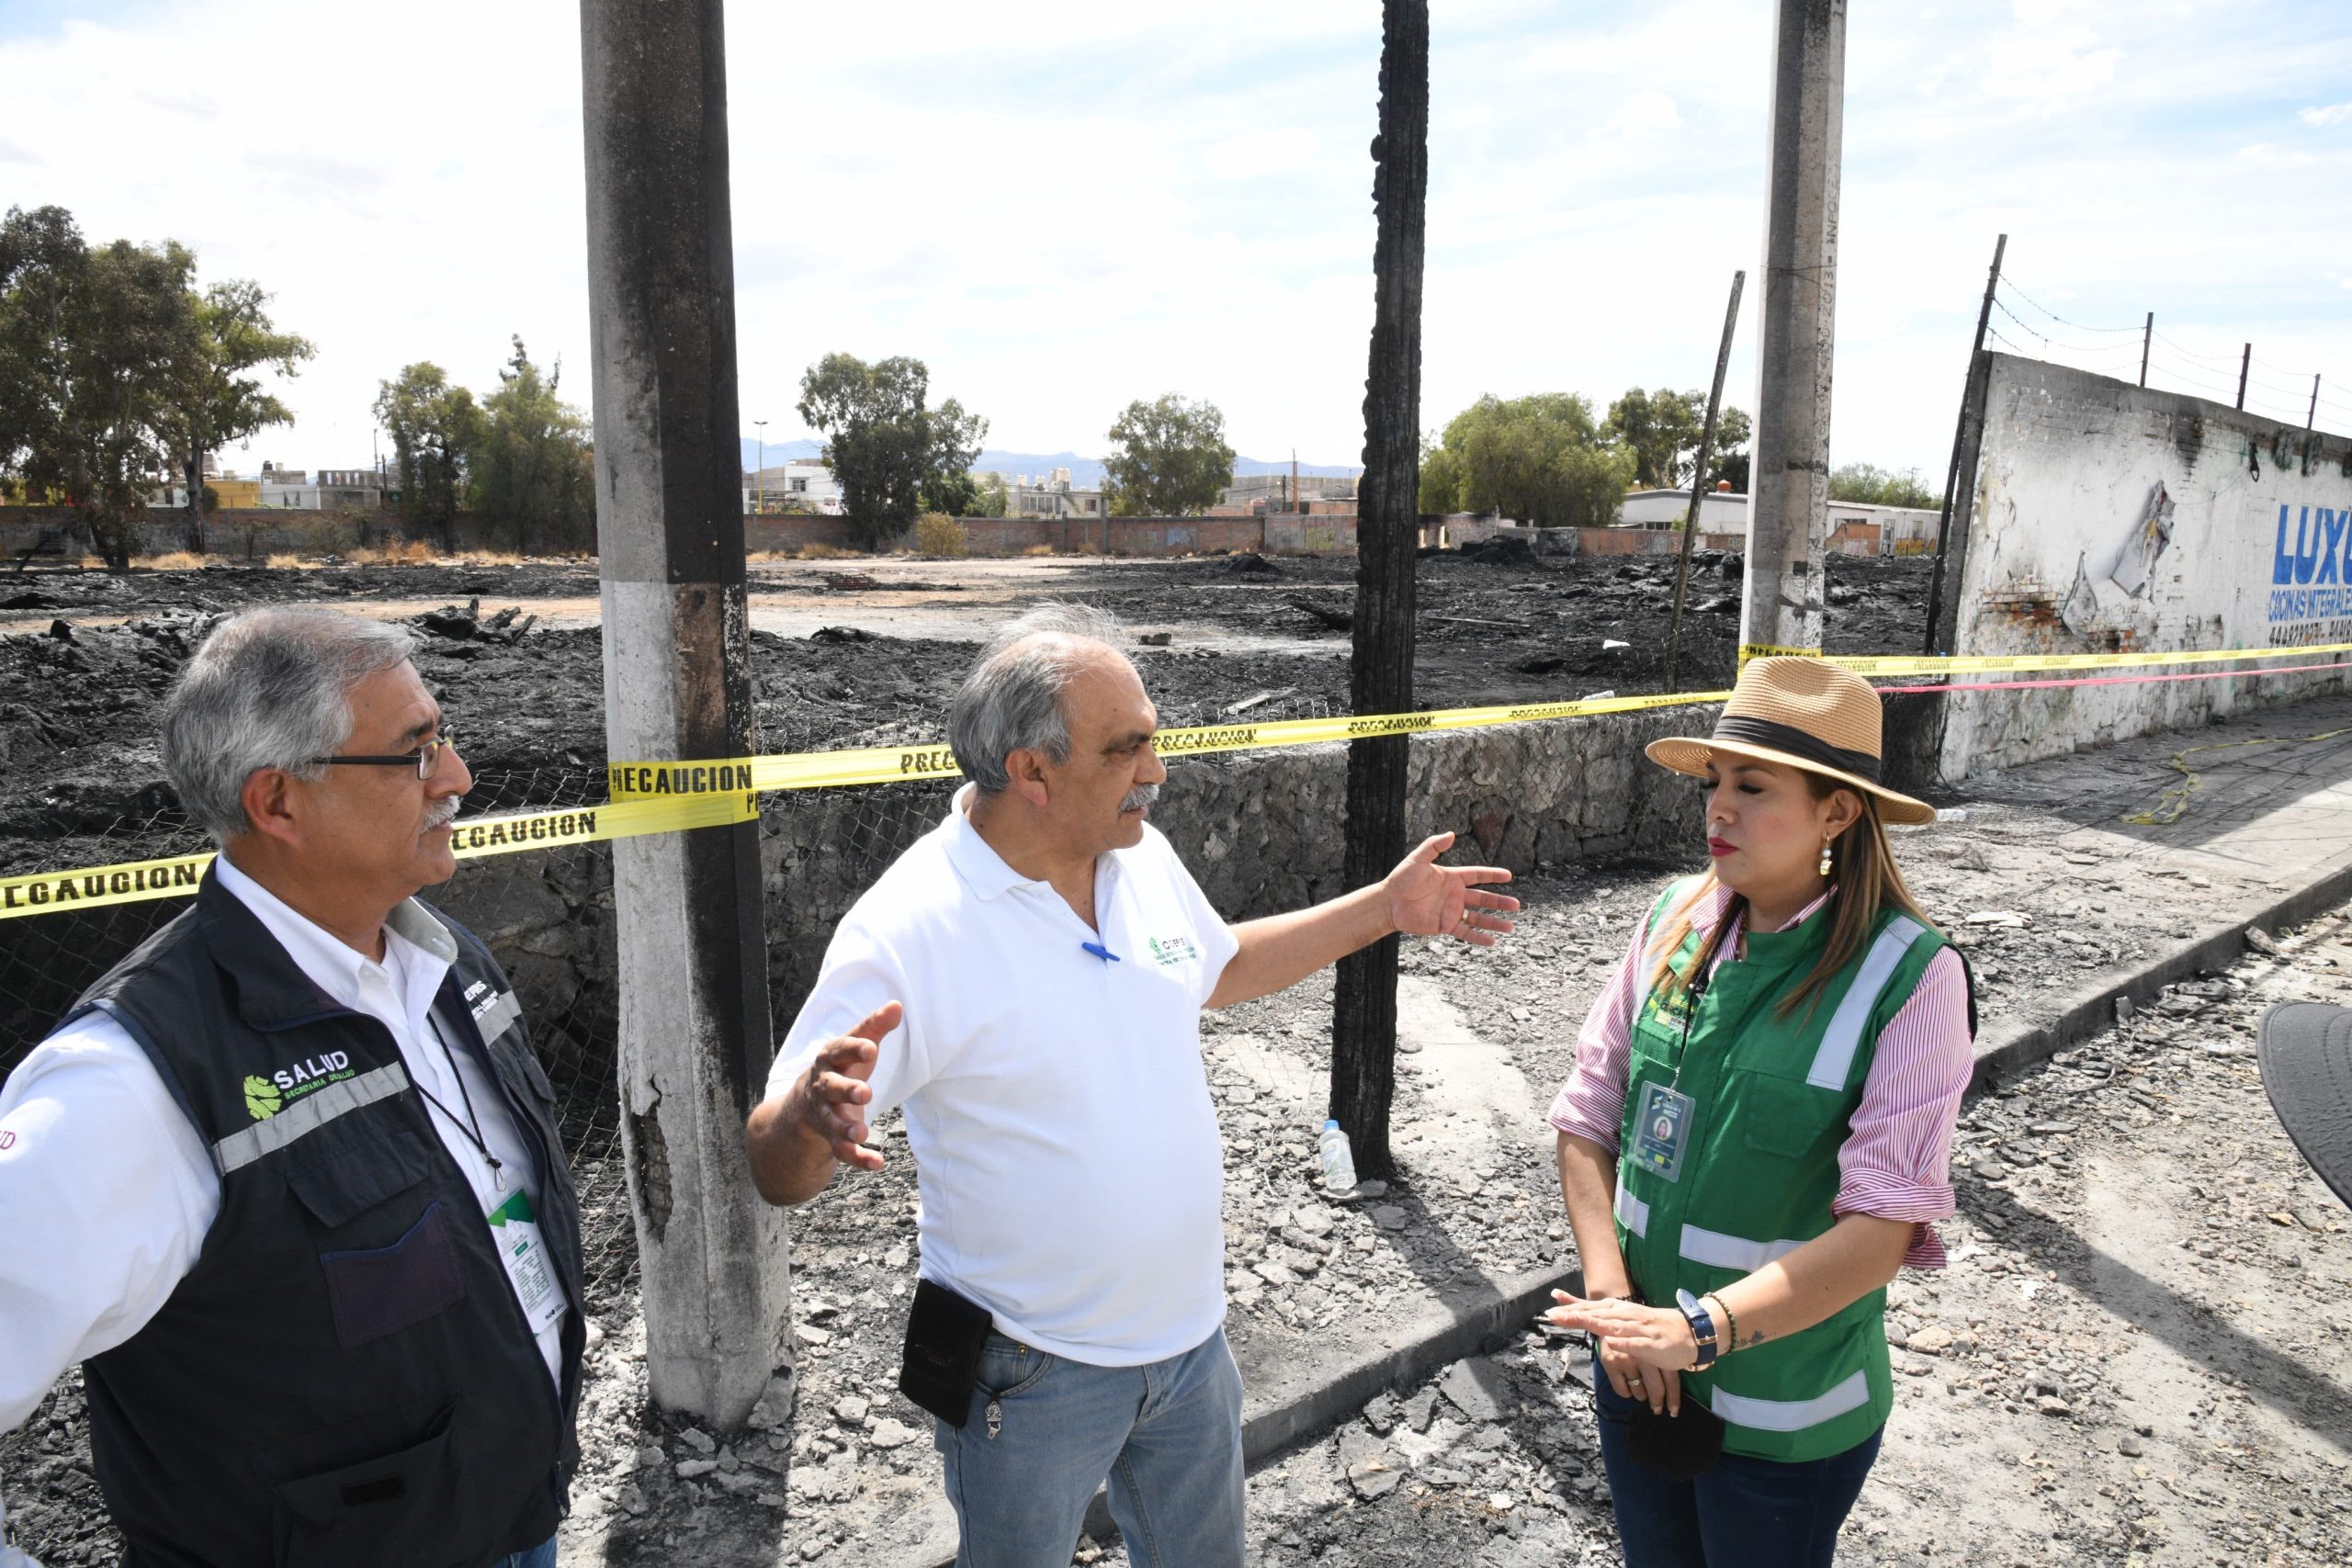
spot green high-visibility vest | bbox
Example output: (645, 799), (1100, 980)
(1612, 876), (1951, 1463)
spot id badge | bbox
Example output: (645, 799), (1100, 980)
(1630, 1081), (1696, 1184)
(487, 1188), (566, 1337)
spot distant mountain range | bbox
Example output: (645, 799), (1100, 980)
(738, 438), (1358, 489)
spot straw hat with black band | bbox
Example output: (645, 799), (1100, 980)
(1645, 656), (1936, 827)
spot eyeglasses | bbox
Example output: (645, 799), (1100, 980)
(309, 733), (458, 781)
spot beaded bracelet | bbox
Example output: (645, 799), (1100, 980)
(1703, 1292), (1737, 1355)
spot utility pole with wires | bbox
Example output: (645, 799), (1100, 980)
(1921, 233), (2004, 659)
(2238, 344), (2251, 411)
(1741, 0), (1846, 664)
(2310, 376), (2321, 432)
(1664, 268), (1745, 694)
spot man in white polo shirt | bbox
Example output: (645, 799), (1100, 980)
(745, 603), (1519, 1568)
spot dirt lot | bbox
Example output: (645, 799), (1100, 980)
(15, 546), (2348, 1567)
(19, 814), (2343, 1568)
(0, 547), (1931, 870)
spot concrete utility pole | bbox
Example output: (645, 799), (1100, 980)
(1741, 0), (1846, 662)
(1922, 232), (2004, 658)
(582, 0), (786, 1427)
(1665, 269), (1745, 693)
(1330, 0), (1430, 1180)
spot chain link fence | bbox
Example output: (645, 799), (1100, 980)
(0, 686), (1349, 1312)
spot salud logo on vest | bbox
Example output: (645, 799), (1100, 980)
(241, 1052), (356, 1122)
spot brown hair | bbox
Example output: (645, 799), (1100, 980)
(1645, 773), (1940, 1021)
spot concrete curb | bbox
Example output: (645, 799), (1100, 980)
(1063, 1260), (1583, 1552)
(1970, 856), (2352, 1084)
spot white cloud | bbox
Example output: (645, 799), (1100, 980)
(2, 0), (2348, 475)
(2303, 101), (2352, 127)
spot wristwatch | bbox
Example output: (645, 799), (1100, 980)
(1674, 1288), (1722, 1371)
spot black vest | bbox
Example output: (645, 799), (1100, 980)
(65, 871), (585, 1568)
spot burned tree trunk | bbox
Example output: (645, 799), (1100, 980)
(1329, 0), (1429, 1181)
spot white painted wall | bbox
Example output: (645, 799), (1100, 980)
(1940, 355), (2352, 777)
(1618, 489), (1749, 529)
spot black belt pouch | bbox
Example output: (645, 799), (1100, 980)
(899, 1278), (994, 1427)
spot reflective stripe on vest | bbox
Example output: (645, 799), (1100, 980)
(213, 1061), (412, 1174)
(1614, 1174), (1649, 1238)
(1703, 1369), (1872, 1433)
(1804, 917), (1929, 1089)
(1678, 1222), (1805, 1273)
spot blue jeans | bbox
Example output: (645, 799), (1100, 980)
(492, 1539), (558, 1568)
(1592, 1365), (1881, 1568)
(935, 1326), (1245, 1568)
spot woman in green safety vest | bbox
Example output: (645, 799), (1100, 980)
(1544, 656), (1975, 1568)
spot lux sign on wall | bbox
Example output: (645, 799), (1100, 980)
(2268, 503), (2352, 629)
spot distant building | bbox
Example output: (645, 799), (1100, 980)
(746, 460), (843, 515)
(1217, 472), (1356, 512)
(1008, 468), (1102, 520)
(1613, 488), (1939, 554)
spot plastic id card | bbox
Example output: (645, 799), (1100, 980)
(486, 1187), (566, 1337)
(1630, 1081), (1696, 1184)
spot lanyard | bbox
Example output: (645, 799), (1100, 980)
(411, 1015), (507, 1192)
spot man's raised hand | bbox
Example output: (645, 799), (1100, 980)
(1383, 830), (1520, 946)
(797, 1001), (901, 1172)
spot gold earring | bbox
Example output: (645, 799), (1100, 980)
(1817, 840), (1834, 877)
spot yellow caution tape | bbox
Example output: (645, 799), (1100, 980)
(605, 688), (1734, 798)
(1737, 643), (1824, 663)
(4, 693), (1719, 922)
(1740, 641), (2352, 678)
(2120, 728), (2352, 827)
(0, 792), (757, 920)
(17, 634), (2352, 921)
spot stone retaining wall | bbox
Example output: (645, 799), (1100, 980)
(439, 705), (1711, 1062)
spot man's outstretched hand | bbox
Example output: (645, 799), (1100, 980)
(796, 1001), (900, 1172)
(1383, 831), (1519, 946)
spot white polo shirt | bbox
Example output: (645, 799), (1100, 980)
(770, 786), (1238, 1368)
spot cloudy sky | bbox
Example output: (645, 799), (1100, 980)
(4, 0), (2348, 480)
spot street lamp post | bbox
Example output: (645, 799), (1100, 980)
(752, 418), (766, 514)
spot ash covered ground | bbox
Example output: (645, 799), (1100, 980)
(0, 546), (1937, 865)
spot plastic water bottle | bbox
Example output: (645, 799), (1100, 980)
(1317, 1119), (1357, 1192)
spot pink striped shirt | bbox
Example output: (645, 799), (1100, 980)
(1546, 881), (1973, 1269)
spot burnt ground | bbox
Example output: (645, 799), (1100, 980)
(0, 547), (1932, 870)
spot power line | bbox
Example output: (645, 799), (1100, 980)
(1993, 272), (2142, 333)
(2152, 331), (2242, 367)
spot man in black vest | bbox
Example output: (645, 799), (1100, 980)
(0, 608), (583, 1568)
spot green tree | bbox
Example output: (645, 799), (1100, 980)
(915, 396), (989, 518)
(1827, 462), (1937, 508)
(174, 279), (312, 552)
(0, 206), (204, 571)
(470, 336), (593, 554)
(1102, 394), (1235, 516)
(797, 354), (987, 549)
(373, 363), (481, 549)
(1417, 432), (1464, 513)
(1603, 387), (1753, 491)
(1424, 392), (1634, 528)
(1706, 407), (1751, 491)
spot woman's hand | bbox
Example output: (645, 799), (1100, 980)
(1547, 1291), (1699, 1415)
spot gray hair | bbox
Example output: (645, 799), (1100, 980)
(948, 602), (1131, 795)
(162, 608), (420, 844)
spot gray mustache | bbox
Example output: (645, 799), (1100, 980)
(424, 796), (461, 829)
(1120, 784), (1160, 812)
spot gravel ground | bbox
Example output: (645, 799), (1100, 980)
(10, 861), (2352, 1566)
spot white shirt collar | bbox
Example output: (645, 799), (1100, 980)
(940, 783), (1121, 903)
(211, 852), (456, 1016)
